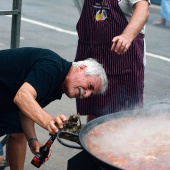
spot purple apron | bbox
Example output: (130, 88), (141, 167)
(74, 0), (144, 117)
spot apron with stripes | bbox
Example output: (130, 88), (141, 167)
(74, 0), (144, 117)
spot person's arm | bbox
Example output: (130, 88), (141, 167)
(19, 112), (52, 161)
(111, 0), (150, 55)
(14, 82), (67, 135)
(19, 112), (40, 153)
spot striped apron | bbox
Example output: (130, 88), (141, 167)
(74, 0), (144, 117)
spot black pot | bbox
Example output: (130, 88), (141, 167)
(57, 103), (170, 170)
(57, 109), (147, 170)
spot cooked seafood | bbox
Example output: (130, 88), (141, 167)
(86, 115), (170, 170)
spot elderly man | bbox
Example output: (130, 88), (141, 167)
(0, 47), (108, 170)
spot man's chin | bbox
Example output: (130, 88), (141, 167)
(65, 93), (78, 99)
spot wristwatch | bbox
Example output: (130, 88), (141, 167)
(28, 138), (38, 147)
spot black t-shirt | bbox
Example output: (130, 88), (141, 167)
(0, 47), (72, 112)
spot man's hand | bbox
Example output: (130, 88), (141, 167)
(46, 115), (68, 135)
(29, 140), (52, 163)
(111, 33), (132, 55)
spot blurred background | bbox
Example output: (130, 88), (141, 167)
(0, 0), (170, 170)
(151, 0), (161, 5)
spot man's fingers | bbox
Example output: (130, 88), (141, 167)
(111, 41), (116, 51)
(58, 115), (68, 122)
(111, 38), (124, 53)
(118, 43), (130, 55)
(43, 150), (52, 164)
(54, 115), (67, 129)
(47, 115), (68, 134)
(111, 34), (132, 55)
(111, 37), (120, 51)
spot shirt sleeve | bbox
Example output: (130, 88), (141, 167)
(129, 0), (151, 7)
(24, 59), (61, 102)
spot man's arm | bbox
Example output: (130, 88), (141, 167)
(14, 82), (67, 135)
(111, 0), (150, 55)
(19, 112), (39, 153)
(19, 112), (37, 140)
(19, 112), (52, 161)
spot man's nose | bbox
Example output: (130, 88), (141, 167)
(83, 90), (92, 98)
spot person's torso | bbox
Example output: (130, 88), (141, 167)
(0, 47), (72, 112)
(77, 0), (128, 44)
(75, 0), (145, 75)
(76, 0), (149, 34)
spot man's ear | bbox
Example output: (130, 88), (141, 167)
(79, 65), (87, 70)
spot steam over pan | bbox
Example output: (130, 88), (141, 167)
(58, 102), (170, 170)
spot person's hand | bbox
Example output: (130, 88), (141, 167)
(29, 140), (52, 163)
(111, 33), (132, 55)
(46, 115), (68, 135)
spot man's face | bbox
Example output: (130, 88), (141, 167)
(64, 66), (101, 99)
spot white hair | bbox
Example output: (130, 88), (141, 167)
(73, 58), (108, 94)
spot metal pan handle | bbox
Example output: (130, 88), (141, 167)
(57, 131), (83, 149)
